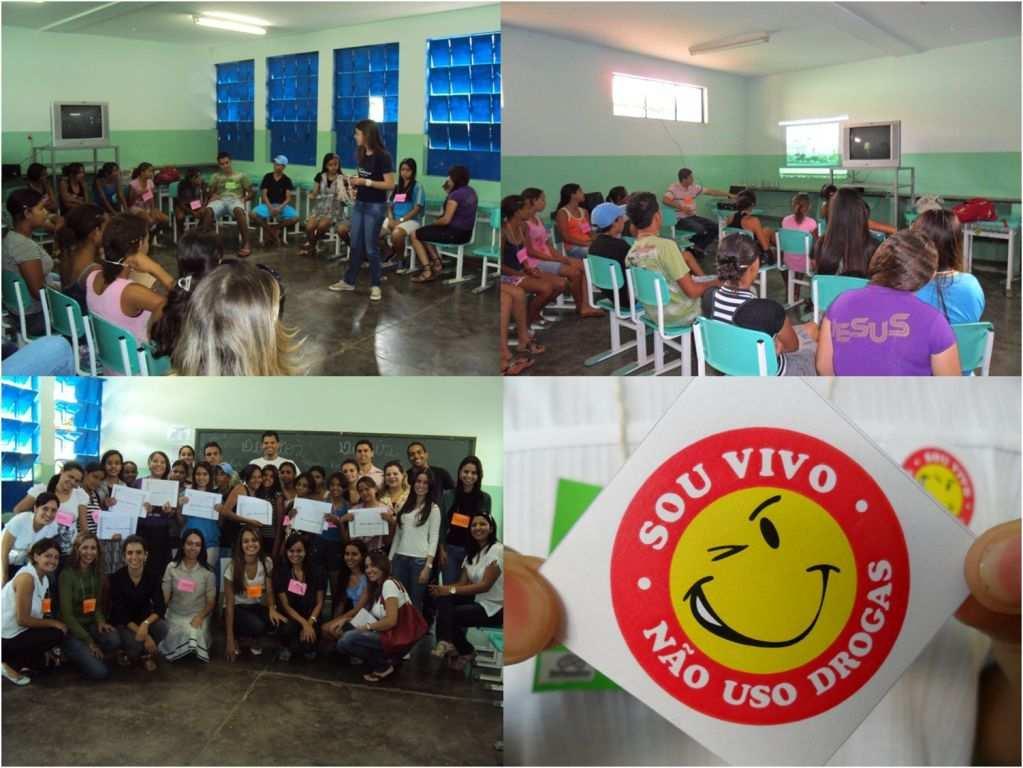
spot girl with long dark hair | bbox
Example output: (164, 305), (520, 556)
(438, 456), (492, 585)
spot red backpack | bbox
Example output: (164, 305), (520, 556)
(952, 198), (996, 223)
(154, 166), (181, 185)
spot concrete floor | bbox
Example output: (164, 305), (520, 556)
(151, 232), (499, 376)
(521, 260), (1021, 376)
(1, 628), (502, 766)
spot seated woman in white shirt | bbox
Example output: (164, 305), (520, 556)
(1, 538), (66, 685)
(223, 526), (286, 661)
(335, 550), (422, 682)
(428, 513), (503, 671)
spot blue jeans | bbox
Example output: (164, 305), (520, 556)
(2, 335), (75, 375)
(116, 619), (169, 660)
(62, 623), (122, 680)
(442, 543), (467, 586)
(391, 555), (428, 613)
(344, 200), (388, 287)
(336, 628), (395, 672)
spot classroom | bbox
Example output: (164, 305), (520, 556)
(499, 2), (1021, 377)
(2, 2), (501, 376)
(0, 375), (504, 765)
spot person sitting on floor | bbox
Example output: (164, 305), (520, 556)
(59, 532), (122, 680)
(159, 528), (216, 663)
(1, 538), (66, 686)
(250, 155), (299, 248)
(703, 233), (818, 376)
(429, 512), (503, 672)
(816, 229), (961, 376)
(410, 165), (478, 284)
(273, 532), (325, 662)
(108, 535), (169, 672)
(224, 526), (285, 661)
(624, 192), (720, 328)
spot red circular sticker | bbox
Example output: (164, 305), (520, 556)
(611, 428), (910, 725)
(902, 447), (974, 526)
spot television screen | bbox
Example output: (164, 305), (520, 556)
(785, 122), (841, 167)
(847, 124), (893, 161)
(60, 105), (104, 140)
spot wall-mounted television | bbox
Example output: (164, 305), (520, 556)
(841, 120), (901, 168)
(51, 102), (109, 148)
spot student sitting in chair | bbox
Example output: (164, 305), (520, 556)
(250, 155), (299, 248)
(410, 165), (478, 284)
(703, 233), (818, 376)
(816, 229), (961, 376)
(553, 183), (592, 259)
(3, 189), (58, 337)
(911, 208), (985, 325)
(58, 163), (89, 216)
(815, 188), (880, 278)
(174, 169), (207, 233)
(587, 202), (632, 310)
(57, 204), (106, 314)
(624, 192), (719, 327)
(726, 190), (775, 261)
(24, 163), (63, 235)
(199, 151), (253, 258)
(663, 168), (731, 257)
(500, 194), (565, 342)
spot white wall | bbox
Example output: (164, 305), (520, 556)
(748, 36), (1022, 155)
(0, 26), (212, 131)
(98, 377), (503, 486)
(502, 25), (750, 157)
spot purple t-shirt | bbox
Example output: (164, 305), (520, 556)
(447, 185), (478, 233)
(827, 284), (956, 376)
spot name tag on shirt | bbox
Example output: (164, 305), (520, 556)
(451, 513), (471, 528)
(246, 584), (263, 599)
(142, 190), (154, 202)
(56, 511), (75, 527)
(288, 578), (307, 596)
(393, 193), (407, 203)
(190, 200), (202, 210)
(82, 597), (96, 614)
(42, 598), (52, 613)
(177, 578), (196, 593)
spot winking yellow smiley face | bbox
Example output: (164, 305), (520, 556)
(670, 487), (857, 675)
(913, 464), (965, 518)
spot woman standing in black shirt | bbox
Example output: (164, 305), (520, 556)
(329, 119), (395, 302)
(438, 457), (492, 586)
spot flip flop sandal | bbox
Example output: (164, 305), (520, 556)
(503, 356), (534, 376)
(411, 268), (437, 284)
(363, 665), (395, 683)
(525, 341), (546, 355)
(238, 247), (252, 258)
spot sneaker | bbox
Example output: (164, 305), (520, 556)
(2, 664), (30, 686)
(249, 646), (263, 657)
(369, 286), (382, 302)
(328, 280), (356, 292)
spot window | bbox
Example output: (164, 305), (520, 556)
(216, 60), (255, 161)
(53, 377), (102, 466)
(334, 43), (399, 169)
(426, 32), (501, 181)
(1, 377), (39, 511)
(267, 52), (319, 166)
(612, 73), (706, 123)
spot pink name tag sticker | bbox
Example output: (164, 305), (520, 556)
(90, 510), (100, 524)
(392, 193), (407, 203)
(177, 578), (196, 593)
(283, 515), (291, 527)
(142, 190), (154, 202)
(325, 519), (337, 529)
(190, 199), (202, 210)
(55, 511), (75, 527)
(288, 578), (307, 596)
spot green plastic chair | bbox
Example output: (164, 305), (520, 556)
(421, 213), (479, 285)
(775, 229), (815, 309)
(471, 206), (501, 294)
(626, 266), (693, 376)
(951, 322), (994, 376)
(583, 255), (648, 374)
(139, 343), (172, 376)
(811, 275), (869, 324)
(2, 270), (50, 345)
(659, 204), (696, 248)
(722, 227), (753, 240)
(90, 314), (171, 376)
(44, 287), (97, 376)
(693, 317), (779, 377)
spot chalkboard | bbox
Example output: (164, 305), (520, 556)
(193, 429), (476, 480)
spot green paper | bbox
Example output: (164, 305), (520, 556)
(532, 479), (621, 693)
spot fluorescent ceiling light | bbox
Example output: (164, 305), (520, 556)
(193, 15), (266, 35)
(778, 115), (849, 126)
(689, 32), (769, 56)
(201, 10), (272, 27)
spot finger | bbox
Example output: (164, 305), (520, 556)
(962, 520), (1021, 614)
(504, 551), (563, 665)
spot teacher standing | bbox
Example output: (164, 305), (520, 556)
(329, 119), (395, 303)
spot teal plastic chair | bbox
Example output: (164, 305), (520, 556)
(45, 287), (97, 376)
(2, 270), (50, 345)
(421, 213), (478, 285)
(470, 206), (501, 294)
(811, 275), (869, 323)
(626, 266), (693, 376)
(583, 255), (648, 374)
(951, 322), (994, 376)
(693, 317), (779, 377)
(775, 229), (815, 309)
(90, 315), (170, 376)
(659, 204), (696, 248)
(722, 227), (753, 240)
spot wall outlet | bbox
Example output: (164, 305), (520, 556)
(26, 134), (32, 142)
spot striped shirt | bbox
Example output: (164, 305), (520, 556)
(710, 285), (786, 375)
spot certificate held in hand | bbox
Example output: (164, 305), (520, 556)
(98, 508), (136, 540)
(184, 489), (221, 521)
(348, 507), (388, 540)
(111, 485), (148, 518)
(142, 478), (179, 509)
(237, 495), (273, 526)
(292, 498), (332, 534)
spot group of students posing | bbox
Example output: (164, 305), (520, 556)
(499, 167), (986, 377)
(1, 434), (502, 686)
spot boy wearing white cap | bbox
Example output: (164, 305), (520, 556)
(251, 155), (299, 247)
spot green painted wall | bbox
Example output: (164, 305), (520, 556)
(2, 130), (217, 169)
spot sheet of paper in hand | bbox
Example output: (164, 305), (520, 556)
(142, 478), (180, 509)
(292, 498), (332, 534)
(111, 485), (147, 518)
(237, 495), (273, 526)
(540, 378), (975, 766)
(184, 489), (221, 521)
(348, 508), (388, 539)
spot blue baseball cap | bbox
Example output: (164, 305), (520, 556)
(591, 202), (626, 230)
(273, 155), (288, 166)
